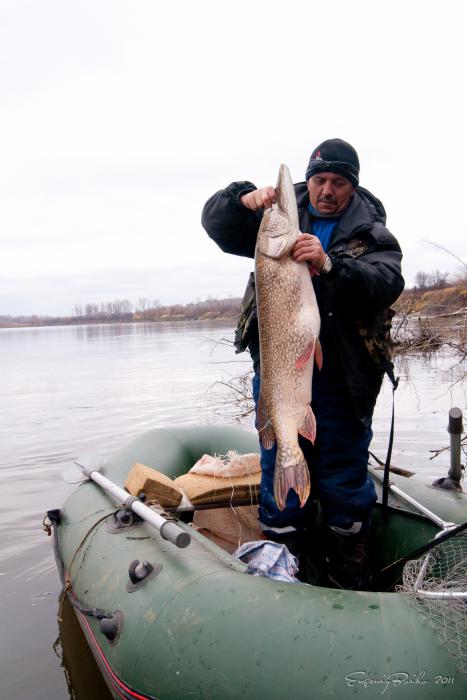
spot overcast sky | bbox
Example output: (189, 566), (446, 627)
(0, 0), (466, 316)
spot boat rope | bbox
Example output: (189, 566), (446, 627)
(219, 451), (258, 551)
(44, 508), (118, 622)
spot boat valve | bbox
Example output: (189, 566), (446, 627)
(107, 507), (141, 533)
(127, 559), (162, 592)
(115, 509), (133, 526)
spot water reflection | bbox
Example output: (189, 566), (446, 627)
(396, 348), (465, 386)
(371, 351), (466, 482)
(72, 320), (233, 341)
(56, 594), (112, 700)
(73, 323), (138, 341)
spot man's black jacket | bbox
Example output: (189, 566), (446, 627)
(201, 180), (405, 428)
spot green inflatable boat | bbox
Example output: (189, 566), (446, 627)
(48, 425), (467, 699)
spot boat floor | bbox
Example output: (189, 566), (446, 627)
(175, 501), (435, 592)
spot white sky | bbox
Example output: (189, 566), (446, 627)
(0, 0), (466, 316)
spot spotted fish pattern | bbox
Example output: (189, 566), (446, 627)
(255, 164), (321, 511)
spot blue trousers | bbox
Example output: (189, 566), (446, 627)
(252, 373), (376, 530)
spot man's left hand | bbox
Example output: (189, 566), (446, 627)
(291, 233), (327, 271)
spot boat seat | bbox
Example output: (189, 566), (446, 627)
(192, 505), (263, 554)
(125, 462), (260, 508)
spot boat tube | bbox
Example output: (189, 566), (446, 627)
(50, 425), (467, 699)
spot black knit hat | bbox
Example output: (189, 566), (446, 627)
(305, 138), (360, 187)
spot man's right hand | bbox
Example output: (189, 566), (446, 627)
(240, 186), (277, 211)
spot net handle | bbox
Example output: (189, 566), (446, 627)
(370, 519), (467, 587)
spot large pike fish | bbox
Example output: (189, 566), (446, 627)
(255, 164), (321, 511)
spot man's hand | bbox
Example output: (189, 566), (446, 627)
(291, 233), (327, 272)
(240, 186), (276, 211)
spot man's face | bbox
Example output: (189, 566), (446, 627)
(307, 172), (355, 215)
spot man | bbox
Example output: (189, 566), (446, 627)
(201, 139), (404, 588)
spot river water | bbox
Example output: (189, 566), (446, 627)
(0, 321), (465, 699)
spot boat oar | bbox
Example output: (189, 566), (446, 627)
(369, 451), (415, 478)
(74, 456), (191, 548)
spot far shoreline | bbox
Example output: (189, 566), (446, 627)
(1, 280), (465, 330)
(0, 315), (238, 330)
(0, 296), (242, 330)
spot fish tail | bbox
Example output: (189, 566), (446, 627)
(273, 454), (311, 511)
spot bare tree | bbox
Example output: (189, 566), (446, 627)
(136, 297), (150, 313)
(415, 271), (428, 289)
(427, 270), (449, 289)
(415, 270), (449, 290)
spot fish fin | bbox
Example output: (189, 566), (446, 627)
(257, 211), (300, 259)
(314, 338), (323, 370)
(295, 337), (316, 371)
(258, 234), (297, 259)
(260, 424), (276, 450)
(276, 164), (299, 228)
(273, 456), (311, 511)
(257, 393), (276, 450)
(298, 405), (316, 444)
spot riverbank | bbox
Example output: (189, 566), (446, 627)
(393, 275), (467, 316)
(391, 277), (466, 357)
(1, 276), (465, 330)
(0, 297), (242, 329)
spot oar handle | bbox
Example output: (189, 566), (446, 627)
(160, 520), (191, 548)
(78, 464), (191, 548)
(131, 498), (191, 548)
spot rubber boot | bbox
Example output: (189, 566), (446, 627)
(260, 502), (318, 583)
(261, 527), (308, 559)
(325, 525), (371, 590)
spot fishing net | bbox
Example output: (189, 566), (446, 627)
(400, 531), (467, 676)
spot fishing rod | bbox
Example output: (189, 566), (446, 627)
(74, 456), (191, 548)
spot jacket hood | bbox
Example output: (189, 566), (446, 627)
(356, 186), (386, 225)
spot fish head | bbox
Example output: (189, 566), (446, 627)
(256, 164), (300, 259)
